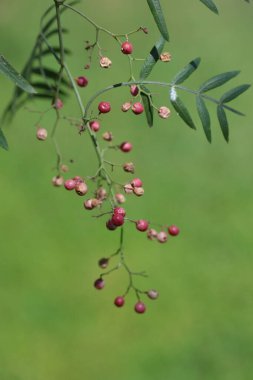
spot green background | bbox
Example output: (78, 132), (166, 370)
(1, 1), (253, 379)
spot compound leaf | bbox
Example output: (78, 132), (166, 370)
(220, 84), (251, 103)
(171, 57), (201, 85)
(199, 71), (240, 93)
(170, 96), (196, 130)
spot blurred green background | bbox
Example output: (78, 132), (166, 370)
(1, 1), (253, 379)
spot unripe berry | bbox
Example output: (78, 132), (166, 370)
(36, 127), (48, 141)
(121, 102), (132, 112)
(89, 120), (100, 132)
(76, 76), (88, 87)
(115, 193), (126, 204)
(134, 301), (146, 314)
(99, 56), (112, 68)
(168, 225), (180, 236)
(136, 219), (149, 232)
(102, 131), (113, 141)
(98, 101), (111, 114)
(111, 214), (124, 227)
(123, 162), (135, 173)
(113, 207), (126, 217)
(147, 228), (157, 240)
(130, 85), (139, 97)
(64, 178), (76, 190)
(131, 178), (143, 188)
(75, 181), (88, 196)
(114, 296), (125, 307)
(94, 278), (105, 290)
(120, 142), (133, 153)
(106, 219), (117, 231)
(132, 102), (144, 115)
(121, 41), (133, 55)
(133, 187), (144, 197)
(98, 257), (109, 269)
(147, 289), (159, 300)
(52, 175), (64, 187)
(157, 231), (168, 243)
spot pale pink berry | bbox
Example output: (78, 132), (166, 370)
(133, 187), (144, 197)
(75, 181), (88, 196)
(83, 199), (95, 210)
(132, 102), (144, 115)
(147, 228), (157, 240)
(131, 178), (143, 188)
(120, 142), (132, 153)
(147, 289), (159, 300)
(98, 257), (109, 269)
(123, 162), (135, 173)
(106, 219), (117, 231)
(36, 127), (47, 141)
(64, 178), (76, 190)
(134, 301), (146, 314)
(168, 225), (180, 236)
(111, 214), (124, 227)
(158, 106), (171, 119)
(89, 120), (100, 132)
(121, 41), (133, 55)
(130, 85), (139, 97)
(99, 56), (112, 68)
(53, 98), (63, 109)
(102, 131), (113, 141)
(52, 175), (64, 187)
(113, 207), (126, 217)
(114, 296), (125, 307)
(160, 52), (172, 62)
(121, 102), (132, 112)
(136, 219), (149, 232)
(124, 183), (133, 194)
(76, 76), (88, 87)
(91, 198), (101, 207)
(98, 101), (111, 114)
(60, 164), (69, 173)
(95, 187), (107, 201)
(157, 231), (168, 243)
(115, 193), (126, 204)
(94, 278), (105, 290)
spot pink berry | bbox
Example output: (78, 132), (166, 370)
(136, 219), (149, 232)
(64, 178), (76, 190)
(147, 228), (157, 240)
(120, 142), (133, 153)
(106, 219), (117, 231)
(36, 127), (47, 141)
(130, 85), (139, 97)
(98, 257), (109, 269)
(124, 183), (134, 194)
(134, 301), (146, 314)
(52, 175), (64, 187)
(84, 199), (95, 210)
(121, 102), (132, 112)
(103, 131), (113, 141)
(53, 98), (63, 110)
(115, 193), (126, 204)
(121, 41), (133, 55)
(94, 278), (105, 290)
(132, 102), (144, 115)
(113, 207), (126, 217)
(89, 120), (100, 132)
(123, 162), (135, 173)
(147, 289), (159, 300)
(111, 214), (125, 227)
(157, 231), (168, 243)
(131, 178), (143, 188)
(75, 181), (88, 196)
(98, 101), (111, 114)
(114, 296), (125, 307)
(133, 187), (144, 196)
(76, 76), (88, 87)
(168, 225), (180, 236)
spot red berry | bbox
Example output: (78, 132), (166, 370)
(130, 85), (139, 97)
(136, 219), (149, 232)
(111, 214), (125, 227)
(113, 207), (126, 217)
(121, 41), (133, 55)
(98, 257), (109, 269)
(168, 225), (180, 236)
(106, 219), (117, 231)
(120, 142), (133, 153)
(64, 178), (76, 190)
(132, 102), (144, 115)
(98, 101), (111, 114)
(114, 296), (125, 307)
(94, 278), (105, 290)
(134, 301), (146, 314)
(89, 120), (100, 132)
(131, 178), (143, 188)
(76, 76), (89, 87)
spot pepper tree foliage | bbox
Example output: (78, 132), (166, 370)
(0, 0), (251, 312)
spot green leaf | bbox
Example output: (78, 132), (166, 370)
(217, 105), (229, 142)
(196, 95), (211, 142)
(171, 57), (201, 85)
(146, 0), (169, 41)
(140, 86), (154, 127)
(0, 55), (36, 94)
(0, 128), (8, 150)
(200, 0), (218, 14)
(199, 71), (240, 93)
(220, 84), (251, 103)
(170, 96), (196, 130)
(140, 36), (165, 80)
(35, 47), (71, 58)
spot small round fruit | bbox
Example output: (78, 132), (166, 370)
(64, 178), (76, 190)
(136, 219), (149, 232)
(115, 193), (126, 204)
(98, 257), (109, 269)
(132, 102), (144, 115)
(120, 142), (133, 153)
(76, 76), (89, 87)
(75, 181), (88, 196)
(157, 231), (168, 243)
(114, 296), (125, 307)
(98, 101), (111, 114)
(111, 213), (124, 227)
(113, 207), (126, 217)
(52, 175), (64, 187)
(106, 219), (117, 231)
(36, 128), (48, 141)
(147, 228), (157, 240)
(121, 41), (133, 55)
(94, 278), (105, 290)
(89, 120), (100, 132)
(168, 225), (180, 236)
(147, 289), (159, 300)
(130, 85), (139, 97)
(131, 178), (143, 188)
(134, 301), (146, 314)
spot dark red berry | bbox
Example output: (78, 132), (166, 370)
(98, 258), (109, 269)
(136, 219), (149, 232)
(98, 101), (111, 114)
(134, 301), (146, 314)
(168, 225), (180, 236)
(132, 102), (144, 115)
(114, 296), (125, 307)
(130, 85), (139, 97)
(106, 219), (117, 231)
(111, 214), (124, 227)
(113, 207), (126, 217)
(76, 76), (88, 87)
(94, 278), (105, 290)
(121, 41), (133, 54)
